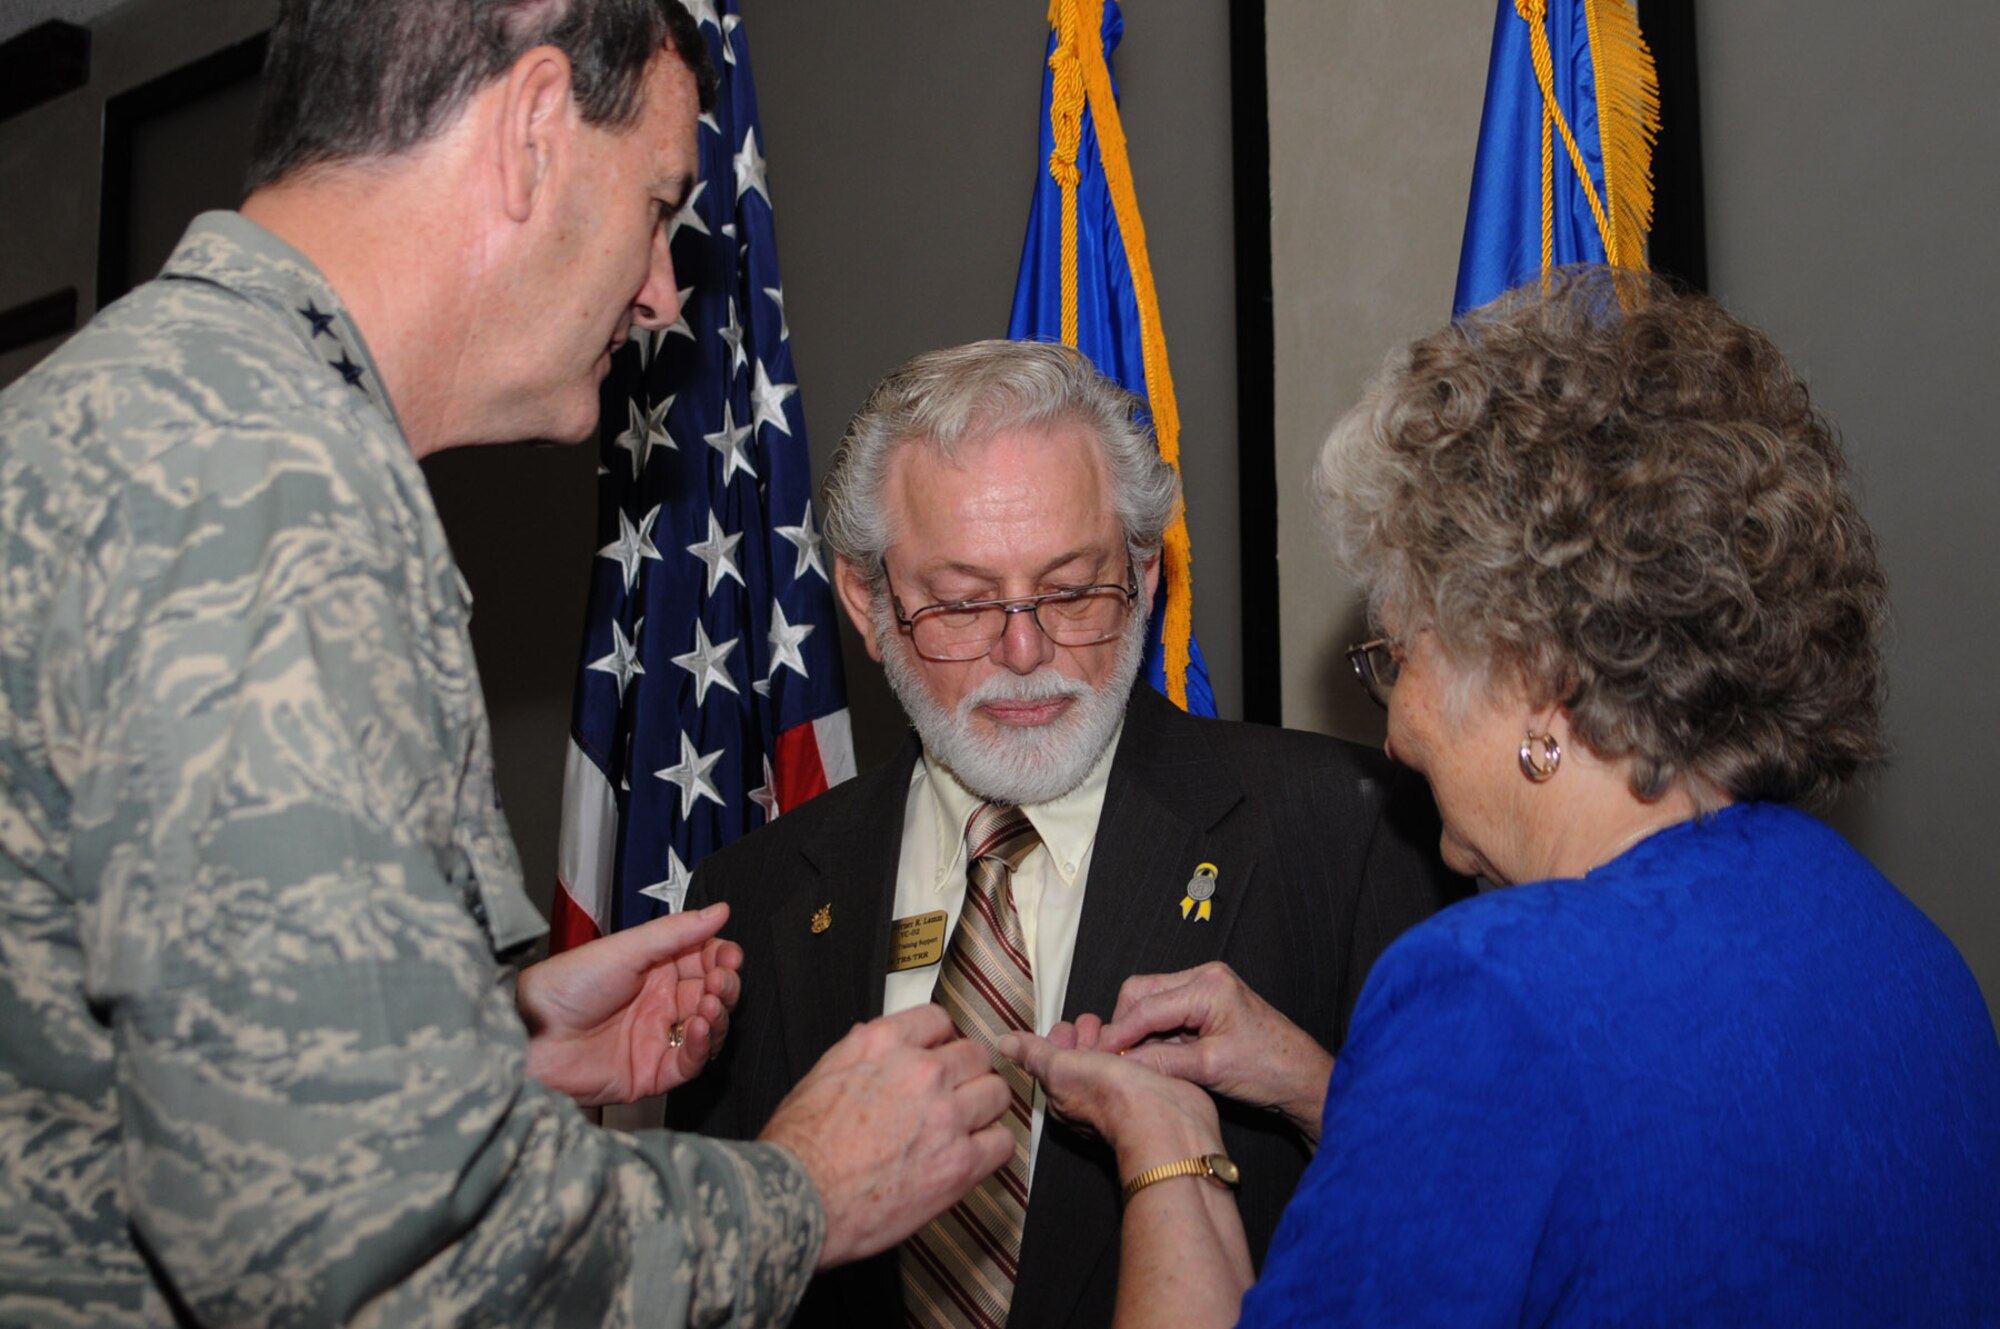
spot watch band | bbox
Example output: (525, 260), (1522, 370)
(1120, 1152), (1242, 1204)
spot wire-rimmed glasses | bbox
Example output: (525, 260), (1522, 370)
(1345, 636), (1401, 708)
(890, 571), (1141, 662)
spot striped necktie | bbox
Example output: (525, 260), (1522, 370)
(901, 802), (1041, 1328)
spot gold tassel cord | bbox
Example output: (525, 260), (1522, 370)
(1048, 0), (1195, 709)
(1583, 0), (1659, 269)
(1047, 0), (1086, 349)
(1513, 0), (1660, 276)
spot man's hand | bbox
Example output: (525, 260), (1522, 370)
(517, 902), (743, 1107)
(760, 1005), (1013, 1270)
(1096, 962), (1335, 1147)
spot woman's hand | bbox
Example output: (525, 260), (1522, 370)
(1097, 962), (1335, 1147)
(1002, 1028), (1253, 1329)
(1001, 1027), (1223, 1167)
(516, 902), (743, 1107)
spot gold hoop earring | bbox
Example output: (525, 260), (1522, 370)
(1519, 731), (1561, 782)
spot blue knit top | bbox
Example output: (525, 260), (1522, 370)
(1237, 803), (2000, 1326)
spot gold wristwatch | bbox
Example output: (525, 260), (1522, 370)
(1120, 1153), (1242, 1204)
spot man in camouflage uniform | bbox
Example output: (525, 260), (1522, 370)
(0, 2), (1010, 1324)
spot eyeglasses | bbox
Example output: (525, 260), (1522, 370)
(889, 569), (1141, 662)
(1345, 637), (1401, 709)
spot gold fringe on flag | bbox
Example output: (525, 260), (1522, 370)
(1514, 0), (1660, 277)
(1046, 0), (1196, 710)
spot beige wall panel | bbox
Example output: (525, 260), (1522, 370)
(1267, 0), (1489, 745)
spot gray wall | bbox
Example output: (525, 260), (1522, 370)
(1266, 0), (1490, 753)
(1699, 4), (2000, 1018)
(0, 0), (274, 384)
(1266, 1), (2000, 1021)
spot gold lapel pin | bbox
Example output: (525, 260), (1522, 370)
(810, 902), (832, 934)
(1180, 863), (1219, 922)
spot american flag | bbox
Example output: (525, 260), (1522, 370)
(553, 0), (854, 950)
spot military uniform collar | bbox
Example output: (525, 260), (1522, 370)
(159, 211), (407, 443)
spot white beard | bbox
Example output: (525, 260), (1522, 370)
(876, 597), (1147, 806)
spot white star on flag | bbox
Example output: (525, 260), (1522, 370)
(633, 325), (663, 368)
(734, 127), (771, 208)
(716, 297), (748, 375)
(686, 511), (746, 593)
(699, 108), (720, 136)
(598, 504), (663, 593)
(656, 732), (726, 819)
(668, 180), (710, 245)
(637, 847), (694, 912)
(671, 620), (741, 705)
(749, 755), (780, 822)
(766, 598), (815, 681)
(774, 501), (828, 583)
(665, 288), (698, 344)
(721, 13), (741, 65)
(614, 396), (675, 479)
(749, 358), (798, 437)
(586, 618), (645, 701)
(683, 0), (720, 32)
(763, 285), (790, 341)
(703, 399), (757, 484)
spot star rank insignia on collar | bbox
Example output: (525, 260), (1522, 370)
(331, 352), (366, 388)
(298, 301), (336, 338)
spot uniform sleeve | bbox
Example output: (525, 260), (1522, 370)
(1236, 930), (1576, 1327)
(66, 429), (821, 1328)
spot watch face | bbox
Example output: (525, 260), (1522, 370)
(1208, 1154), (1241, 1186)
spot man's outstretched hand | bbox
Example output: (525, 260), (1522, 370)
(518, 902), (743, 1107)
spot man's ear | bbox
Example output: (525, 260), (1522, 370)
(496, 46), (575, 224)
(1138, 548), (1163, 604)
(834, 555), (886, 663)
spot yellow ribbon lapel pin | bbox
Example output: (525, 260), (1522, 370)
(1180, 863), (1219, 922)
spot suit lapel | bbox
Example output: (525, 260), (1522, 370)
(1061, 686), (1256, 1018)
(765, 737), (919, 1087)
(1015, 687), (1260, 1329)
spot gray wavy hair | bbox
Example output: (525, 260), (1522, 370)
(821, 339), (1180, 585)
(1317, 267), (1889, 807)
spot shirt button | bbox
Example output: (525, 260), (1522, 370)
(1064, 861), (1076, 874)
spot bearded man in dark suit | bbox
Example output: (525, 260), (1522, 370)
(668, 339), (1464, 1329)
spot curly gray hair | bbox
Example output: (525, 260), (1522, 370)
(820, 339), (1180, 586)
(1317, 267), (1888, 806)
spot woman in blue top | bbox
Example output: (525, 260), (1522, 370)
(1003, 269), (2000, 1326)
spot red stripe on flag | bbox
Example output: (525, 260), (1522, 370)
(550, 886), (603, 953)
(772, 720), (831, 813)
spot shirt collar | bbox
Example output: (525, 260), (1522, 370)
(915, 720), (1125, 891)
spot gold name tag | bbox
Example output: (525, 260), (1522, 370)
(889, 910), (949, 972)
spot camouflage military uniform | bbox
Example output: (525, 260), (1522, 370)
(0, 213), (822, 1327)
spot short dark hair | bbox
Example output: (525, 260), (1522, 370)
(246, 0), (718, 191)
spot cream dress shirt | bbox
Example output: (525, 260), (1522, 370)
(881, 726), (1122, 1171)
